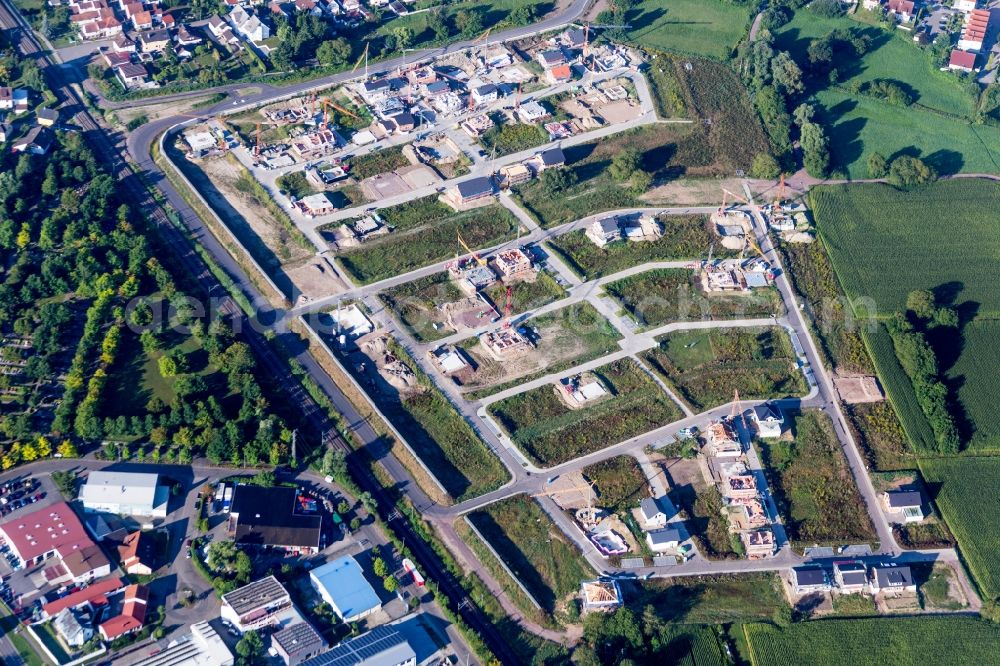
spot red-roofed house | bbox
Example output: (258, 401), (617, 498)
(887, 0), (915, 22)
(949, 49), (977, 72)
(99, 584), (149, 641)
(546, 63), (572, 84)
(41, 577), (125, 619)
(0, 501), (92, 567)
(132, 10), (153, 29)
(959, 8), (991, 52)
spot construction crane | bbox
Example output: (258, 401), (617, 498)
(580, 22), (631, 70)
(720, 187), (750, 212)
(352, 41), (370, 77)
(502, 286), (513, 329)
(514, 81), (522, 110)
(456, 231), (487, 267)
(321, 99), (361, 130)
(253, 119), (281, 157)
(730, 389), (750, 435)
(772, 173), (786, 209)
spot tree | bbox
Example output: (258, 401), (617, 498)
(629, 169), (652, 194)
(428, 9), (449, 40)
(383, 576), (398, 593)
(337, 500), (350, 514)
(800, 122), (830, 178)
(316, 38), (352, 67)
(906, 290), (936, 320)
(608, 148), (641, 181)
(770, 51), (804, 95)
(540, 167), (577, 194)
(251, 470), (275, 487)
(867, 152), (888, 178)
(322, 448), (347, 479)
(750, 153), (781, 179)
(393, 26), (414, 50)
(887, 155), (936, 188)
(792, 103), (815, 127)
(372, 557), (387, 578)
(158, 355), (178, 378)
(57, 439), (78, 458)
(208, 540), (238, 573)
(349, 517), (361, 531)
(454, 9), (482, 37)
(236, 630), (264, 663)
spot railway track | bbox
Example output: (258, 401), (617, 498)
(0, 4), (522, 663)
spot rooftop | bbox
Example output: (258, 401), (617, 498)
(230, 485), (322, 549)
(793, 566), (827, 586)
(300, 625), (414, 666)
(0, 501), (91, 562)
(272, 622), (327, 658)
(80, 471), (160, 508)
(885, 490), (922, 509)
(222, 576), (290, 616)
(43, 577), (125, 616)
(310, 555), (381, 620)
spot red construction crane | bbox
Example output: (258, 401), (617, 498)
(502, 286), (514, 329)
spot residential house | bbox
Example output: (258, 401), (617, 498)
(0, 86), (14, 110)
(111, 33), (136, 52)
(949, 49), (977, 72)
(491, 248), (533, 279)
(833, 561), (868, 593)
(639, 497), (668, 530)
(955, 0), (979, 12)
(585, 216), (622, 247)
(103, 50), (133, 68)
(53, 607), (94, 647)
(452, 176), (495, 205)
(869, 565), (916, 594)
(471, 83), (499, 105)
(176, 25), (202, 46)
(536, 48), (566, 69)
(0, 123), (10, 143)
(517, 100), (550, 124)
(36, 107), (58, 127)
(886, 0), (915, 22)
(296, 192), (337, 218)
(122, 1), (143, 18)
(882, 490), (924, 523)
(117, 531), (157, 575)
(139, 29), (172, 52)
(208, 15), (241, 45)
(116, 62), (150, 88)
(861, 0), (881, 11)
(750, 402), (784, 438)
(99, 584), (149, 641)
(230, 6), (270, 42)
(703, 420), (742, 457)
(12, 88), (27, 112)
(645, 528), (681, 553)
(580, 579), (622, 614)
(791, 566), (830, 594)
(959, 8), (990, 52)
(741, 530), (775, 559)
(132, 9), (153, 29)
(530, 146), (565, 172)
(498, 163), (532, 187)
(11, 126), (52, 155)
(546, 64), (572, 84)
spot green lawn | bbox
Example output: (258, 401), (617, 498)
(378, 272), (464, 343)
(348, 145), (410, 180)
(546, 216), (724, 279)
(488, 358), (682, 466)
(582, 455), (648, 512)
(467, 495), (593, 614)
(776, 11), (976, 117)
(744, 617), (1000, 665)
(638, 573), (788, 624)
(605, 268), (782, 328)
(623, 0), (753, 60)
(336, 204), (519, 284)
(920, 457), (1000, 599)
(758, 410), (876, 547)
(641, 327), (807, 411)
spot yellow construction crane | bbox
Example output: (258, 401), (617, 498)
(352, 42), (370, 75)
(456, 231), (487, 266)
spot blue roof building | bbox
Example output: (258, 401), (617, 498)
(310, 556), (381, 622)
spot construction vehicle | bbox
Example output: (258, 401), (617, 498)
(456, 231), (487, 267)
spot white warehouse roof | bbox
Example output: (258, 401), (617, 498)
(80, 471), (161, 509)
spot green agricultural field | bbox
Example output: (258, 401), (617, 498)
(336, 203), (519, 284)
(605, 268), (782, 328)
(378, 273), (464, 343)
(546, 216), (720, 279)
(623, 0), (753, 60)
(488, 358), (682, 466)
(583, 455), (648, 512)
(813, 180), (1000, 452)
(920, 457), (1000, 599)
(758, 411), (876, 547)
(467, 495), (593, 614)
(641, 327), (807, 412)
(744, 617), (1000, 665)
(813, 181), (1000, 316)
(775, 11), (976, 117)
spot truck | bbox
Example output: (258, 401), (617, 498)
(222, 486), (233, 512)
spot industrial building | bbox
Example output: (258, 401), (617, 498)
(271, 622), (327, 666)
(300, 625), (415, 666)
(80, 471), (168, 518)
(228, 485), (322, 553)
(220, 576), (299, 632)
(0, 501), (106, 570)
(140, 620), (234, 666)
(309, 555), (381, 622)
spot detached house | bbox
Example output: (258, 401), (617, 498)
(834, 561), (868, 593)
(869, 565), (916, 595)
(639, 497), (669, 530)
(139, 29), (172, 52)
(585, 216), (622, 247)
(882, 490), (924, 523)
(791, 566), (830, 594)
(751, 403), (784, 438)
